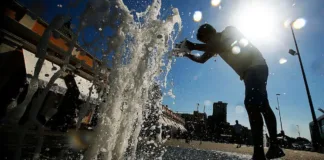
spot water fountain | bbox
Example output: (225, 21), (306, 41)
(80, 0), (182, 159)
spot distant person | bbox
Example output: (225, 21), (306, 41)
(233, 120), (243, 148)
(175, 24), (285, 160)
(177, 127), (181, 140)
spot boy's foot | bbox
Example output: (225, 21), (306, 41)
(266, 145), (285, 159)
(251, 154), (266, 160)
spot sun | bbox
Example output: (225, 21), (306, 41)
(235, 3), (276, 40)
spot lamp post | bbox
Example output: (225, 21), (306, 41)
(296, 125), (301, 138)
(276, 94), (284, 135)
(287, 18), (320, 150)
(197, 103), (199, 112)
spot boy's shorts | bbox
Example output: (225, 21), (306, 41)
(243, 65), (269, 106)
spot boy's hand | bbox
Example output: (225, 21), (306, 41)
(173, 39), (193, 57)
(176, 40), (195, 51)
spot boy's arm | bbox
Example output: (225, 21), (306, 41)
(184, 52), (215, 64)
(184, 41), (221, 63)
(189, 43), (209, 52)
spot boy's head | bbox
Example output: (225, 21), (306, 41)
(236, 120), (239, 124)
(197, 23), (217, 43)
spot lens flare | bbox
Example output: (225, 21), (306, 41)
(239, 38), (249, 47)
(279, 58), (287, 64)
(235, 105), (245, 114)
(193, 11), (202, 22)
(211, 0), (221, 7)
(292, 18), (306, 29)
(232, 46), (241, 54)
(284, 19), (291, 28)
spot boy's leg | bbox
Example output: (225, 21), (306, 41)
(262, 100), (285, 159)
(252, 65), (285, 159)
(261, 100), (278, 145)
(245, 105), (265, 158)
(244, 65), (269, 159)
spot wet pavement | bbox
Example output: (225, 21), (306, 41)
(163, 146), (251, 160)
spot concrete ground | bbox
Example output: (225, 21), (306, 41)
(164, 139), (324, 160)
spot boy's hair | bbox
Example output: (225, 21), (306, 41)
(197, 24), (217, 41)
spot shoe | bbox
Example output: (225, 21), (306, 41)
(251, 155), (266, 160)
(266, 145), (285, 159)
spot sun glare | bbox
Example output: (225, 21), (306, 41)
(211, 0), (221, 7)
(236, 3), (276, 40)
(292, 18), (306, 29)
(279, 58), (287, 64)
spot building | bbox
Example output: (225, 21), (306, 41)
(178, 110), (208, 140)
(179, 111), (207, 124)
(212, 101), (227, 124)
(204, 101), (229, 142)
(193, 111), (207, 122)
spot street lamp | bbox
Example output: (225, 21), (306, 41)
(287, 18), (321, 150)
(296, 125), (301, 138)
(197, 103), (200, 112)
(276, 94), (284, 135)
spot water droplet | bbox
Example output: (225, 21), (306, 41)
(98, 28), (103, 31)
(100, 148), (107, 152)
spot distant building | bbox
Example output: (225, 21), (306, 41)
(162, 105), (185, 125)
(179, 110), (208, 140)
(193, 111), (207, 122)
(212, 101), (227, 124)
(179, 111), (207, 123)
(180, 113), (195, 122)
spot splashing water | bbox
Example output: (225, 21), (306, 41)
(80, 0), (182, 159)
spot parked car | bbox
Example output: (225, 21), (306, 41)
(302, 143), (313, 151)
(292, 143), (302, 150)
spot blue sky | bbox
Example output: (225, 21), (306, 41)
(19, 0), (324, 140)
